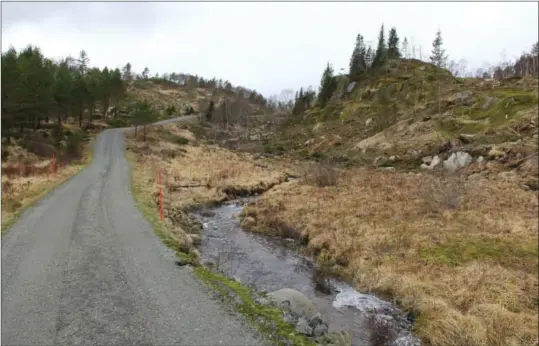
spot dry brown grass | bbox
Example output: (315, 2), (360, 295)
(302, 160), (341, 187)
(125, 122), (288, 255)
(240, 168), (539, 346)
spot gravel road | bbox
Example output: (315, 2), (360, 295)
(1, 117), (261, 345)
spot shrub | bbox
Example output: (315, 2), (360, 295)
(65, 132), (84, 159)
(303, 161), (340, 187)
(165, 105), (176, 116)
(51, 125), (64, 146)
(172, 135), (189, 145)
(1, 149), (9, 162)
(107, 119), (128, 128)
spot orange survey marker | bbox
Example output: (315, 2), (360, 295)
(158, 170), (163, 221)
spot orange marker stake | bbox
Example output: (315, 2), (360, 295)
(158, 171), (163, 221)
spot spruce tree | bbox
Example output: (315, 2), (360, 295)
(349, 34), (368, 77)
(349, 40), (359, 76)
(387, 27), (401, 59)
(350, 34), (367, 76)
(366, 45), (374, 69)
(430, 29), (447, 68)
(317, 62), (335, 108)
(372, 24), (387, 68)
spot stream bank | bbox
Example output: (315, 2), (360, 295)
(192, 198), (420, 346)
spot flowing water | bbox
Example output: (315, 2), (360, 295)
(194, 198), (420, 346)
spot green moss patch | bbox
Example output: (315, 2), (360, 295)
(194, 267), (315, 346)
(419, 236), (538, 272)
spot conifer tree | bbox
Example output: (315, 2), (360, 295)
(387, 27), (401, 59)
(366, 45), (374, 69)
(317, 62), (335, 108)
(430, 29), (448, 68)
(372, 24), (387, 68)
(349, 34), (367, 77)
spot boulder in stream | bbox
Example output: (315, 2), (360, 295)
(267, 288), (318, 319)
(295, 317), (314, 336)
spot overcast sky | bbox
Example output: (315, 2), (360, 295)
(2, 1), (538, 96)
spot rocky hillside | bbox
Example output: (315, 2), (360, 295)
(263, 59), (538, 188)
(124, 78), (271, 121)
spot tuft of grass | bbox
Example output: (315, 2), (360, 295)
(302, 161), (340, 187)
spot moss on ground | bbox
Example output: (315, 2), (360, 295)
(194, 266), (315, 346)
(418, 236), (538, 272)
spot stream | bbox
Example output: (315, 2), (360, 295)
(194, 198), (420, 346)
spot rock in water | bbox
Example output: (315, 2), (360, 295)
(295, 317), (314, 336)
(267, 288), (318, 319)
(313, 323), (329, 338)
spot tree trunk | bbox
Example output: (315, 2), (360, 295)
(143, 125), (146, 141)
(34, 112), (40, 130)
(134, 125), (138, 139)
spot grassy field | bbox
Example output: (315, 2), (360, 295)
(124, 121), (288, 258)
(123, 116), (538, 345)
(239, 163), (539, 346)
(122, 64), (539, 345)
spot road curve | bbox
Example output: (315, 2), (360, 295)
(1, 117), (261, 345)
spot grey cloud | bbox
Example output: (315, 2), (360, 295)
(2, 2), (538, 96)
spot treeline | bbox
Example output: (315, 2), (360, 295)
(1, 45), (126, 139)
(292, 24), (538, 114)
(121, 63), (273, 109)
(315, 26), (449, 109)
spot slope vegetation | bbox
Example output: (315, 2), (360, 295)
(215, 59), (538, 346)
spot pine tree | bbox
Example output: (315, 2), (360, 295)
(349, 42), (359, 76)
(387, 27), (401, 59)
(122, 63), (133, 81)
(372, 24), (387, 68)
(77, 50), (89, 77)
(1, 45), (127, 137)
(142, 67), (150, 80)
(365, 45), (374, 69)
(317, 62), (335, 108)
(430, 29), (447, 68)
(532, 41), (538, 54)
(349, 34), (367, 77)
(131, 100), (156, 141)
